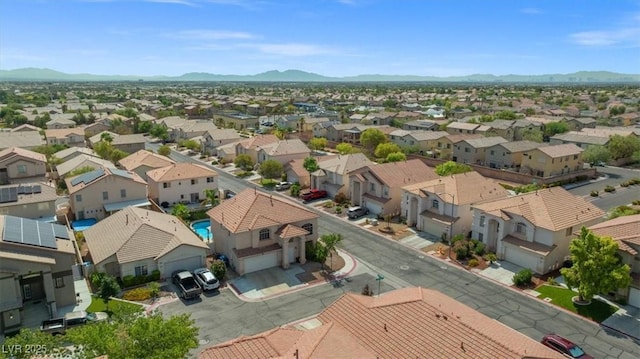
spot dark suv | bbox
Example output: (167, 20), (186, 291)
(347, 206), (369, 219)
(541, 334), (593, 358)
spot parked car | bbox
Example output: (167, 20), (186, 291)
(64, 310), (89, 328)
(300, 189), (328, 201)
(541, 334), (593, 358)
(40, 318), (66, 335)
(172, 270), (203, 299)
(224, 190), (236, 199)
(193, 268), (220, 291)
(347, 206), (369, 219)
(275, 181), (292, 191)
(86, 311), (109, 323)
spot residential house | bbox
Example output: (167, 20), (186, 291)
(55, 154), (116, 179)
(46, 117), (76, 129)
(284, 158), (311, 188)
(470, 187), (604, 274)
(201, 129), (242, 155)
(585, 215), (640, 308)
(402, 119), (440, 131)
(299, 117), (332, 132)
(176, 121), (219, 141)
(207, 189), (319, 275)
(118, 149), (176, 181)
(484, 140), (542, 169)
(511, 119), (545, 141)
(83, 207), (209, 279)
(0, 183), (57, 219)
(235, 135), (280, 164)
(520, 143), (584, 177)
(0, 132), (45, 151)
(445, 122), (483, 135)
(87, 131), (118, 148)
(81, 120), (111, 137)
(611, 112), (640, 127)
(257, 139), (311, 165)
(452, 136), (508, 165)
(402, 172), (509, 240)
(389, 130), (449, 155)
(65, 167), (149, 221)
(155, 116), (189, 142)
(579, 127), (640, 138)
(311, 153), (374, 198)
(213, 112), (259, 131)
(485, 120), (516, 141)
(11, 124), (40, 133)
(349, 159), (438, 217)
(0, 215), (79, 333)
(0, 147), (48, 185)
(111, 134), (146, 154)
(45, 128), (86, 148)
(147, 163), (218, 208)
(564, 117), (597, 131)
(198, 287), (563, 359)
(312, 120), (340, 138)
(434, 134), (482, 160)
(549, 132), (610, 149)
(52, 147), (98, 163)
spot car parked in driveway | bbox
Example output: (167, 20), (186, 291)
(172, 270), (202, 299)
(347, 206), (369, 219)
(541, 334), (593, 358)
(300, 189), (327, 201)
(193, 268), (220, 291)
(275, 181), (292, 191)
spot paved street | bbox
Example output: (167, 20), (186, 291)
(150, 144), (640, 358)
(567, 166), (640, 210)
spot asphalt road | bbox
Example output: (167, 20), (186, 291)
(149, 144), (640, 358)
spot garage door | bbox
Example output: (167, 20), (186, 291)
(243, 252), (278, 274)
(421, 218), (448, 239)
(629, 287), (640, 308)
(504, 245), (540, 273)
(162, 256), (203, 277)
(363, 201), (382, 217)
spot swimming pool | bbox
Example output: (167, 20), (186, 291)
(191, 219), (212, 241)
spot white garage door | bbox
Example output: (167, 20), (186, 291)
(504, 245), (540, 273)
(421, 218), (448, 239)
(629, 287), (640, 308)
(244, 252), (278, 274)
(162, 256), (203, 277)
(364, 201), (382, 217)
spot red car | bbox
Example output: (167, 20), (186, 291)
(541, 334), (593, 358)
(300, 189), (327, 201)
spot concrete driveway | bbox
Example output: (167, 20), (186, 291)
(476, 260), (526, 286)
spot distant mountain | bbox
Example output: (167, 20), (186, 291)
(1, 68), (638, 83)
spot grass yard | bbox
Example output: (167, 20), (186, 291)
(536, 285), (618, 323)
(86, 296), (143, 316)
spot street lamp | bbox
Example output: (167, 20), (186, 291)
(376, 274), (385, 296)
(438, 192), (455, 259)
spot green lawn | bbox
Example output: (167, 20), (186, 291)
(536, 285), (618, 323)
(86, 296), (143, 316)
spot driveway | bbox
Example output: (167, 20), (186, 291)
(476, 260), (526, 286)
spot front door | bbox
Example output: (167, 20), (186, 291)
(23, 284), (32, 300)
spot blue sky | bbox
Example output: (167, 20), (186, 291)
(1, 0), (639, 77)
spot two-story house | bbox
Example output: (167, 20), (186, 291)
(549, 132), (609, 149)
(201, 129), (242, 155)
(434, 134), (482, 160)
(65, 167), (149, 221)
(207, 189), (319, 275)
(257, 139), (311, 166)
(484, 140), (542, 169)
(45, 128), (86, 148)
(0, 147), (48, 185)
(0, 183), (57, 219)
(311, 153), (374, 198)
(349, 159), (438, 217)
(118, 149), (176, 181)
(0, 132), (45, 151)
(452, 137), (508, 165)
(55, 154), (116, 179)
(402, 172), (509, 241)
(147, 163), (218, 208)
(45, 117), (76, 129)
(389, 130), (449, 155)
(234, 135), (280, 164)
(520, 143), (584, 177)
(111, 134), (146, 154)
(470, 187), (604, 274)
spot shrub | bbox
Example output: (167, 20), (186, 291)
(147, 282), (160, 299)
(454, 243), (469, 260)
(290, 183), (301, 197)
(123, 287), (152, 301)
(547, 277), (559, 286)
(468, 258), (479, 267)
(211, 160), (219, 165)
(512, 269), (533, 287)
(305, 241), (318, 262)
(335, 206), (343, 214)
(334, 192), (348, 205)
(90, 272), (106, 289)
(590, 190), (599, 197)
(211, 260), (226, 281)
(484, 253), (497, 264)
(633, 200), (640, 205)
(473, 241), (486, 256)
(451, 234), (465, 246)
(150, 270), (161, 281)
(604, 185), (616, 193)
(122, 275), (136, 288)
(621, 181), (630, 187)
(630, 178), (640, 185)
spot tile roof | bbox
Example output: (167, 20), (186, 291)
(494, 140), (543, 152)
(473, 187), (605, 231)
(359, 159), (438, 188)
(535, 143), (583, 158)
(44, 127), (85, 138)
(550, 132), (609, 146)
(111, 133), (146, 145)
(65, 167), (146, 194)
(53, 146), (97, 161)
(586, 214), (640, 255)
(146, 163), (217, 182)
(0, 132), (45, 150)
(259, 139), (311, 157)
(461, 136), (508, 148)
(408, 130), (449, 141)
(443, 133), (483, 144)
(56, 154), (116, 177)
(84, 207), (207, 265)
(0, 182), (58, 208)
(207, 189), (319, 233)
(403, 171), (510, 205)
(317, 153), (373, 176)
(0, 147), (47, 163)
(237, 135), (280, 150)
(118, 149), (176, 172)
(205, 128), (242, 141)
(447, 122), (480, 130)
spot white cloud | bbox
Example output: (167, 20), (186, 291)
(168, 29), (255, 40)
(520, 7), (543, 15)
(570, 28), (640, 47)
(241, 43), (340, 56)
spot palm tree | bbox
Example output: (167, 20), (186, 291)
(201, 189), (219, 208)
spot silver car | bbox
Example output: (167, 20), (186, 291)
(347, 206), (369, 219)
(192, 268), (220, 291)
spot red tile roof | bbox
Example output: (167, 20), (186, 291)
(587, 214), (640, 255)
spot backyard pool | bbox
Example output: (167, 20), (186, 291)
(191, 219), (212, 242)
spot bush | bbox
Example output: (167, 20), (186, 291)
(512, 269), (533, 287)
(211, 260), (226, 281)
(122, 275), (136, 288)
(590, 190), (599, 197)
(484, 253), (497, 264)
(305, 241), (318, 262)
(633, 200), (640, 205)
(236, 171), (253, 178)
(473, 241), (486, 256)
(324, 201), (335, 208)
(604, 185), (616, 193)
(147, 282), (160, 299)
(211, 160), (219, 165)
(454, 243), (469, 260)
(150, 270), (161, 281)
(90, 272), (106, 289)
(468, 258), (479, 267)
(621, 181), (631, 187)
(334, 192), (348, 205)
(335, 206), (342, 214)
(290, 183), (301, 197)
(630, 178), (640, 185)
(123, 287), (152, 301)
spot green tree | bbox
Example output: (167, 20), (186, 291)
(100, 132), (114, 143)
(582, 145), (612, 166)
(137, 120), (152, 134)
(560, 227), (631, 302)
(68, 166), (96, 177)
(99, 275), (121, 311)
(520, 128), (544, 143)
(360, 128), (387, 153)
(608, 205), (640, 220)
(157, 145), (172, 157)
(308, 137), (328, 152)
(201, 188), (219, 208)
(210, 259), (226, 281)
(179, 139), (200, 151)
(386, 152), (407, 162)
(93, 141), (113, 160)
(149, 124), (169, 141)
(494, 110), (517, 120)
(234, 154), (255, 171)
(606, 135), (640, 159)
(319, 233), (343, 271)
(171, 203), (190, 222)
(544, 122), (570, 137)
(259, 159), (284, 180)
(374, 142), (402, 159)
(303, 156), (319, 188)
(109, 149), (128, 163)
(435, 161), (472, 176)
(335, 142), (354, 155)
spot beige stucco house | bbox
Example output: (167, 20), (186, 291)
(484, 140), (542, 169)
(389, 130), (449, 155)
(147, 163), (218, 208)
(0, 147), (48, 185)
(65, 167), (149, 221)
(0, 131), (45, 151)
(520, 143), (584, 177)
(235, 135), (280, 163)
(311, 153), (374, 198)
(54, 154), (116, 179)
(118, 149), (176, 181)
(83, 207), (209, 279)
(201, 129), (242, 155)
(207, 189), (319, 275)
(45, 128), (86, 148)
(0, 216), (79, 334)
(257, 139), (311, 165)
(0, 183), (58, 219)
(452, 136), (508, 165)
(111, 134), (146, 154)
(470, 187), (604, 274)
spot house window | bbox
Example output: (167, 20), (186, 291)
(191, 179), (198, 185)
(134, 265), (148, 277)
(478, 233), (484, 242)
(55, 277), (64, 288)
(163, 182), (170, 189)
(446, 144), (451, 149)
(432, 200), (439, 209)
(490, 150), (495, 155)
(207, 177), (214, 183)
(259, 229), (270, 240)
(464, 147), (470, 153)
(302, 223), (313, 235)
(383, 187), (389, 197)
(75, 194), (82, 202)
(102, 191), (108, 200)
(573, 155), (578, 160)
(370, 183), (375, 192)
(516, 222), (527, 234)
(120, 189), (126, 198)
(17, 164), (27, 174)
(565, 226), (573, 236)
(479, 215), (486, 227)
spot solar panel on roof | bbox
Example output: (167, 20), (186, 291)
(52, 224), (70, 239)
(110, 169), (133, 179)
(33, 185), (42, 193)
(0, 187), (18, 203)
(2, 216), (59, 249)
(70, 168), (105, 186)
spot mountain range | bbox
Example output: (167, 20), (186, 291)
(1, 68), (639, 83)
